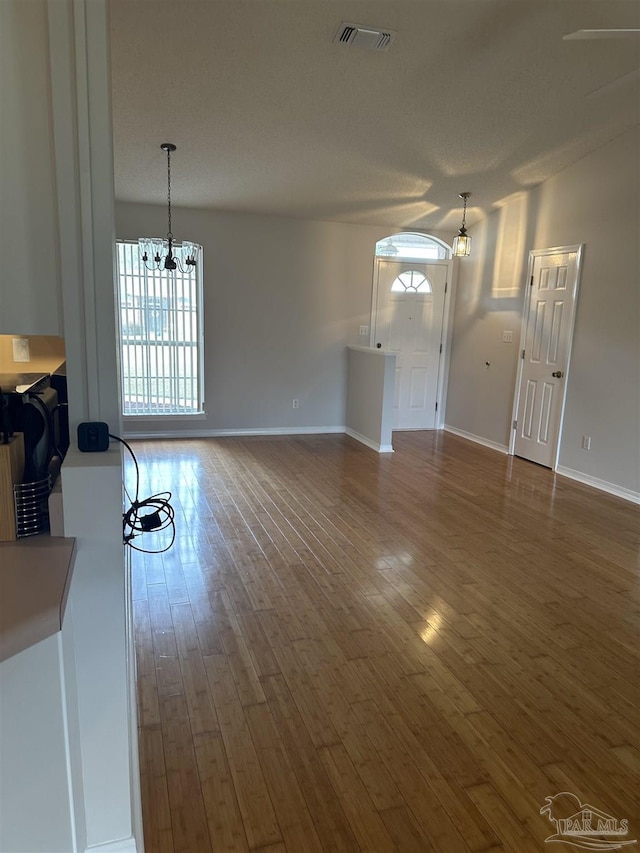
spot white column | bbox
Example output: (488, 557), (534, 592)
(48, 0), (122, 436)
(47, 0), (140, 849)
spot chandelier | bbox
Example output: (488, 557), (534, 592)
(139, 143), (197, 274)
(452, 191), (472, 257)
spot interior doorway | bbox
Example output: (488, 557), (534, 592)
(510, 245), (583, 468)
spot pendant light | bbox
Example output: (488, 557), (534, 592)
(139, 143), (197, 274)
(452, 191), (472, 257)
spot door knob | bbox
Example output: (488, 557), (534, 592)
(551, 370), (564, 378)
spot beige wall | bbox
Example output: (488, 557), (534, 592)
(446, 126), (639, 495)
(0, 335), (65, 375)
(116, 203), (451, 436)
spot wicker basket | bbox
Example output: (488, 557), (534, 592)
(14, 476), (51, 538)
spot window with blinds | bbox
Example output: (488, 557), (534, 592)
(116, 241), (204, 416)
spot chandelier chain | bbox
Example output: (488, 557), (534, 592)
(166, 146), (173, 241)
(139, 142), (195, 274)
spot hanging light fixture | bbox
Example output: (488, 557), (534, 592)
(377, 237), (399, 257)
(139, 143), (197, 274)
(452, 191), (472, 257)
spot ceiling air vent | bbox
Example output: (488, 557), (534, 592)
(334, 22), (396, 52)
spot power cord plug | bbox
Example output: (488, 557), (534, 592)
(140, 510), (163, 531)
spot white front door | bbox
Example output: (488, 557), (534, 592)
(512, 246), (583, 468)
(373, 260), (448, 430)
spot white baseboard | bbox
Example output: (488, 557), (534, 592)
(122, 425), (345, 440)
(124, 422), (397, 453)
(345, 427), (394, 453)
(555, 466), (640, 504)
(443, 425), (509, 454)
(86, 836), (138, 853)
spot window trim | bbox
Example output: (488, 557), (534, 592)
(375, 231), (452, 261)
(116, 239), (205, 418)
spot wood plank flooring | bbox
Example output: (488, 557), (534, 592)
(129, 431), (639, 853)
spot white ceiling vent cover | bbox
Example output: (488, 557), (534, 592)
(334, 23), (396, 52)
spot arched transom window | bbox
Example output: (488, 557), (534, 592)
(376, 232), (451, 260)
(390, 270), (433, 293)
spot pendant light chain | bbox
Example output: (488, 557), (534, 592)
(452, 191), (472, 257)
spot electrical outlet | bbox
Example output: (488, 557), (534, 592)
(502, 330), (513, 343)
(582, 435), (591, 450)
(359, 325), (369, 336)
(292, 399), (299, 409)
(12, 337), (30, 362)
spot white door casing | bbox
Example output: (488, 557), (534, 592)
(372, 260), (448, 430)
(511, 245), (583, 468)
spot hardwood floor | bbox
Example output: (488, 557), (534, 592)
(129, 431), (639, 853)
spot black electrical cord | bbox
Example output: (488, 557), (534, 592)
(109, 433), (176, 553)
(49, 401), (69, 459)
(27, 391), (61, 465)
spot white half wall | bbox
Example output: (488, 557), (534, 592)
(346, 346), (395, 452)
(61, 449), (134, 850)
(446, 127), (640, 497)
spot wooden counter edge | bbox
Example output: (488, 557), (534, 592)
(0, 536), (77, 663)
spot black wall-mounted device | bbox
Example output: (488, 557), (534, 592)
(78, 421), (110, 452)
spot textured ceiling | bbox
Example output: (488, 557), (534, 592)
(109, 0), (640, 230)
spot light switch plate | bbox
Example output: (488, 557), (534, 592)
(502, 330), (513, 343)
(12, 337), (30, 362)
(359, 325), (369, 336)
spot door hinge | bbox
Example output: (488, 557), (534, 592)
(439, 343), (443, 354)
(435, 402), (438, 411)
(521, 349), (525, 359)
(513, 419), (517, 429)
(445, 281), (448, 294)
(530, 275), (534, 286)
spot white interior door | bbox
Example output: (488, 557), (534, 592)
(373, 260), (447, 430)
(512, 246), (582, 468)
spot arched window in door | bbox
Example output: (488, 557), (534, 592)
(390, 270), (432, 293)
(376, 232), (451, 261)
